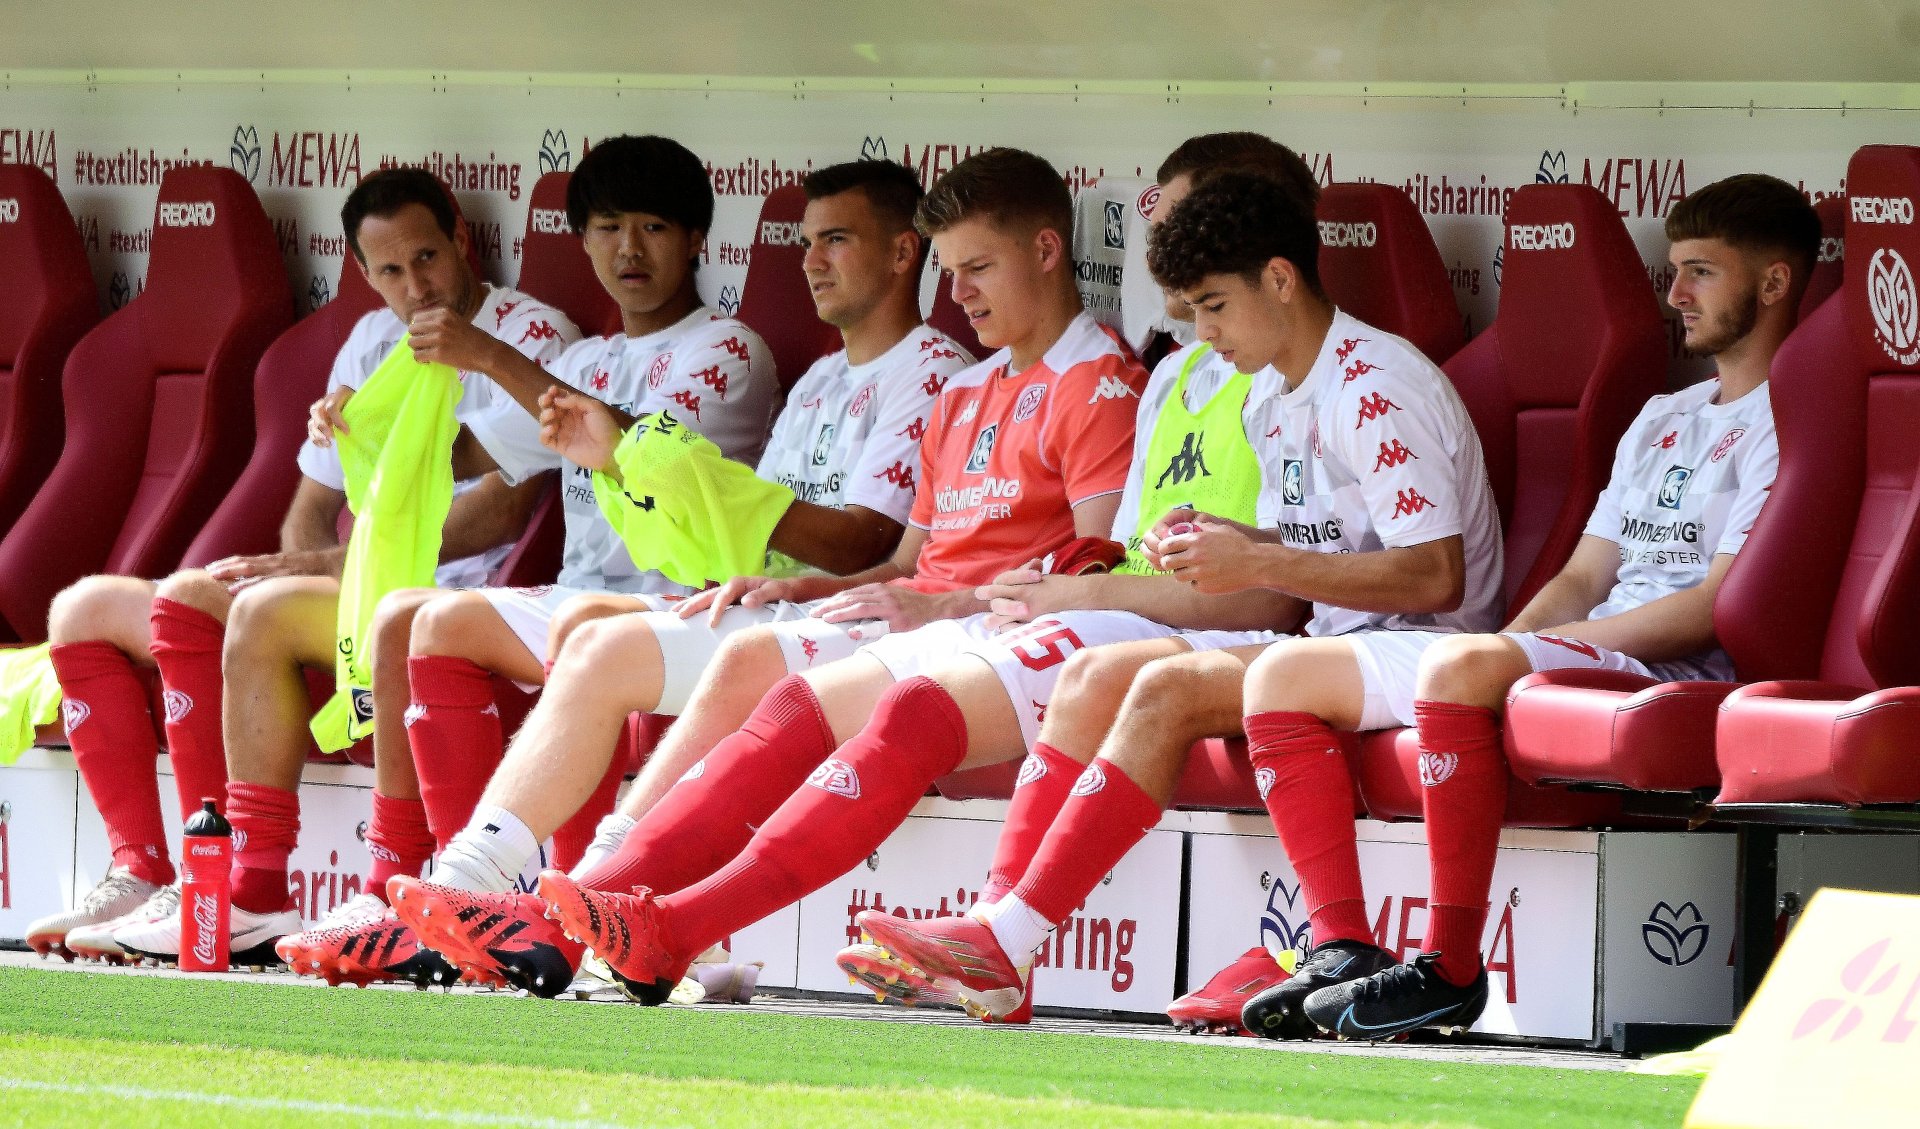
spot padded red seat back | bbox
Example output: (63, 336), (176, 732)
(179, 259), (384, 566)
(518, 172), (620, 336)
(735, 185), (838, 390)
(1316, 183), (1463, 364)
(0, 166), (96, 535)
(1801, 197), (1848, 320)
(1835, 146), (1920, 688)
(0, 167), (290, 641)
(927, 267), (985, 359)
(1444, 185), (1667, 612)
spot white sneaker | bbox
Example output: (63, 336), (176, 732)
(24, 868), (163, 960)
(67, 883), (181, 962)
(307, 892), (387, 931)
(114, 898), (302, 969)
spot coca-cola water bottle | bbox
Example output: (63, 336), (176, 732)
(179, 798), (231, 972)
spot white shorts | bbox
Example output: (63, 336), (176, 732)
(860, 610), (1203, 752)
(647, 599), (829, 714)
(470, 585), (679, 689)
(1344, 629), (1669, 731)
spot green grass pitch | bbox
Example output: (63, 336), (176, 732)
(0, 968), (1697, 1127)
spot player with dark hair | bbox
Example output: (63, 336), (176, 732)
(1219, 173), (1815, 1041)
(29, 166), (575, 962)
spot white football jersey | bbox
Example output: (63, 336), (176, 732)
(1248, 309), (1505, 638)
(296, 286), (580, 588)
(756, 325), (973, 525)
(1583, 377), (1778, 679)
(494, 307), (777, 595)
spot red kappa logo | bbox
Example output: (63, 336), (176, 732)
(518, 320), (561, 346)
(1373, 439), (1420, 471)
(873, 461), (916, 491)
(1354, 392), (1402, 428)
(799, 637), (820, 664)
(590, 369), (610, 392)
(807, 758), (861, 799)
(922, 371), (953, 398)
(1655, 430), (1678, 450)
(897, 417), (927, 442)
(493, 299), (523, 329)
(715, 336), (752, 363)
(691, 364), (729, 396)
(670, 390), (703, 419)
(1343, 359), (1380, 383)
(1390, 489), (1437, 519)
(1335, 337), (1368, 364)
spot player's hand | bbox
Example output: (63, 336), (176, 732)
(205, 549), (341, 592)
(306, 387), (354, 447)
(979, 568), (1083, 630)
(1153, 512), (1270, 595)
(811, 582), (943, 632)
(406, 306), (499, 373)
(678, 575), (801, 627)
(538, 387), (623, 472)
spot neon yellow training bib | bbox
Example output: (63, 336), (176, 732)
(1115, 345), (1264, 575)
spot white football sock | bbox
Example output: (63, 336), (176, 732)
(568, 812), (638, 880)
(975, 892), (1050, 967)
(430, 806), (537, 893)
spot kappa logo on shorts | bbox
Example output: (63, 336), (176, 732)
(1254, 766), (1277, 801)
(807, 758), (862, 799)
(162, 690), (193, 724)
(799, 637), (821, 664)
(1418, 750), (1458, 787)
(61, 699), (90, 734)
(1657, 465), (1695, 510)
(679, 760), (706, 784)
(403, 704), (427, 729)
(1015, 753), (1049, 788)
(1070, 762), (1108, 797)
(1013, 383), (1047, 423)
(964, 424), (1000, 474)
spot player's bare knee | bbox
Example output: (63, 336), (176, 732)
(222, 583), (293, 674)
(1053, 645), (1147, 719)
(153, 569), (232, 618)
(546, 597), (614, 655)
(46, 576), (141, 643)
(368, 593), (423, 671)
(1416, 634), (1518, 710)
(1128, 654), (1236, 736)
(409, 591), (491, 657)
(711, 626), (784, 685)
(1244, 643), (1322, 714)
(556, 615), (649, 685)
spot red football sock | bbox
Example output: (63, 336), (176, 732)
(576, 675), (837, 895)
(149, 598), (229, 822)
(406, 656), (505, 850)
(50, 642), (173, 886)
(656, 676), (969, 961)
(981, 742), (1084, 901)
(227, 781), (300, 914)
(1245, 710), (1372, 947)
(550, 748), (628, 872)
(1414, 700), (1508, 986)
(1009, 756), (1162, 924)
(365, 792), (436, 895)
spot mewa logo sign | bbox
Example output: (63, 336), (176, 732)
(228, 124), (363, 188)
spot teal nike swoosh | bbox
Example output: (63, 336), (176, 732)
(1338, 1002), (1458, 1034)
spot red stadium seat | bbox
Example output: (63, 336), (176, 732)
(1800, 196), (1847, 320)
(0, 167), (290, 643)
(927, 268), (985, 360)
(1506, 249), (1870, 796)
(177, 258), (385, 566)
(1316, 182), (1464, 365)
(0, 166), (96, 537)
(517, 171), (620, 336)
(1711, 146), (1920, 805)
(735, 184), (839, 391)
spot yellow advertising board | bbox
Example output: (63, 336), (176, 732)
(1687, 888), (1920, 1128)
